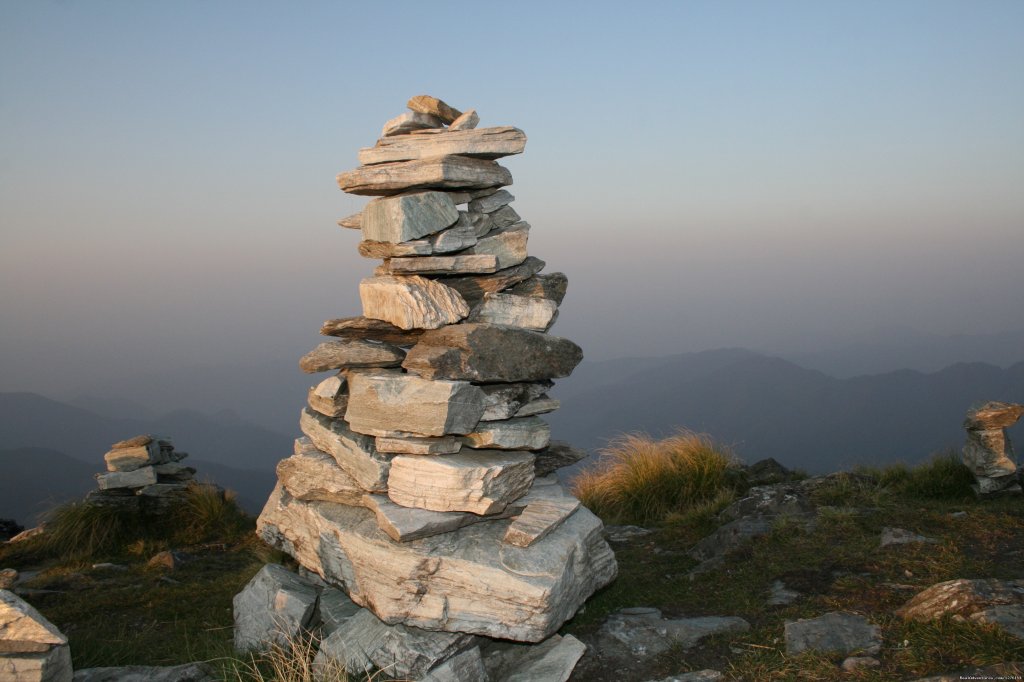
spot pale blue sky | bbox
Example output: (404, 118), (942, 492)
(2, 0), (1022, 395)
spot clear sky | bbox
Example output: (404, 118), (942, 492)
(2, 0), (1023, 398)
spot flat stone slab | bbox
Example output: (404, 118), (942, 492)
(387, 450), (535, 515)
(96, 467), (157, 491)
(504, 496), (581, 548)
(480, 382), (553, 421)
(407, 95), (462, 124)
(104, 441), (166, 472)
(482, 634), (586, 682)
(72, 663), (217, 681)
(468, 189), (514, 213)
(359, 127), (527, 165)
(345, 369), (486, 438)
(784, 611), (881, 655)
(313, 607), (476, 680)
(463, 417), (551, 451)
(448, 109), (479, 132)
(381, 111), (444, 137)
(515, 396), (559, 417)
(232, 564), (319, 652)
(386, 253), (499, 275)
(299, 409), (391, 492)
(471, 292), (559, 331)
(299, 339), (404, 373)
(363, 494), (517, 543)
(320, 316), (425, 345)
(508, 273), (568, 304)
(462, 222), (529, 270)
(307, 374), (348, 418)
(403, 323), (583, 382)
(361, 190), (459, 244)
(360, 275), (469, 330)
(439, 256), (546, 306)
(337, 156), (512, 196)
(278, 438), (366, 506)
(257, 484), (617, 641)
(597, 608), (750, 658)
(375, 435), (462, 455)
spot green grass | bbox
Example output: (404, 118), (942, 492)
(571, 431), (743, 525)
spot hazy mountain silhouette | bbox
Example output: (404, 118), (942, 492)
(0, 447), (96, 523)
(548, 351), (1024, 474)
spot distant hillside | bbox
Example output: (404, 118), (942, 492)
(548, 351), (1024, 474)
(0, 447), (96, 523)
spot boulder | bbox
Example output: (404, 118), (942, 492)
(897, 578), (1024, 638)
(361, 190), (459, 244)
(298, 409), (391, 493)
(360, 275), (469, 330)
(381, 111), (444, 137)
(319, 316), (425, 346)
(597, 607), (749, 658)
(403, 323), (583, 382)
(232, 564), (320, 652)
(345, 369), (486, 438)
(298, 340), (404, 373)
(277, 438), (367, 506)
(0, 589), (72, 682)
(256, 484), (617, 641)
(784, 611), (881, 655)
(463, 417), (551, 451)
(337, 156), (512, 196)
(387, 450), (535, 515)
(359, 127), (527, 165)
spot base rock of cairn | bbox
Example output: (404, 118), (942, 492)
(239, 95), (616, 680)
(85, 435), (200, 512)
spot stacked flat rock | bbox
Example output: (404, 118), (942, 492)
(85, 435), (197, 511)
(249, 96), (615, 680)
(962, 402), (1024, 496)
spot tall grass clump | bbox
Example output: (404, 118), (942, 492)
(571, 431), (741, 525)
(41, 501), (150, 560)
(173, 484), (252, 544)
(901, 450), (977, 500)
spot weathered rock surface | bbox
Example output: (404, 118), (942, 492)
(307, 374), (348, 418)
(896, 578), (1024, 636)
(463, 417), (551, 451)
(767, 580), (801, 606)
(386, 253), (499, 275)
(504, 495), (580, 548)
(420, 646), (488, 681)
(298, 339), (404, 373)
(257, 484), (617, 641)
(429, 214), (482, 253)
(345, 369), (486, 437)
(534, 441), (588, 477)
(462, 222), (530, 271)
(96, 467), (157, 490)
(232, 564), (320, 652)
(360, 275), (469, 330)
(278, 438), (366, 506)
(508, 272), (569, 304)
(357, 239), (432, 259)
(403, 323), (583, 382)
(337, 156), (512, 196)
(407, 95), (462, 124)
(374, 435), (462, 455)
(361, 190), (459, 244)
(359, 127), (527, 165)
(597, 608), (750, 658)
(479, 382), (552, 421)
(515, 397), (559, 418)
(387, 450), (535, 515)
(880, 527), (937, 547)
(381, 111), (444, 137)
(320, 316), (425, 346)
(363, 494), (515, 543)
(299, 409), (391, 492)
(468, 189), (513, 214)
(337, 212), (361, 229)
(439, 257), (545, 306)
(784, 611), (881, 655)
(962, 401), (1024, 495)
(482, 634), (586, 682)
(1, 589), (72, 682)
(470, 292), (558, 331)
(313, 607), (476, 680)
(71, 663), (217, 682)
(104, 441), (164, 472)
(318, 586), (361, 636)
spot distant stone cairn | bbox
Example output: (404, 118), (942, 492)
(962, 401), (1023, 496)
(86, 435), (198, 511)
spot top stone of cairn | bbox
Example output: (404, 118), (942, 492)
(407, 95), (462, 124)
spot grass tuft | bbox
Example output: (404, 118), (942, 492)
(571, 431), (741, 525)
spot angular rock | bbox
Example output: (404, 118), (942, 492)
(299, 409), (391, 492)
(508, 272), (569, 305)
(360, 275), (469, 330)
(471, 292), (558, 331)
(381, 111), (444, 137)
(357, 239), (432, 258)
(278, 438), (367, 506)
(463, 417), (551, 451)
(534, 441), (588, 477)
(1, 589), (72, 682)
(963, 401), (1023, 495)
(307, 374), (348, 418)
(461, 222), (529, 270)
(375, 435), (462, 455)
(479, 382), (553, 422)
(403, 323), (583, 382)
(407, 95), (462, 124)
(439, 257), (545, 306)
(110, 435), (153, 450)
(152, 462), (194, 482)
(515, 397), (559, 418)
(136, 483), (189, 499)
(232, 564), (320, 652)
(299, 339), (404, 373)
(320, 316), (425, 346)
(345, 369), (486, 437)
(361, 190), (459, 244)
(318, 586), (360, 636)
(420, 646), (487, 682)
(359, 127), (526, 165)
(96, 467), (157, 490)
(488, 204), (521, 230)
(337, 156), (512, 196)
(504, 495), (580, 548)
(337, 212), (361, 229)
(482, 634), (586, 682)
(880, 527), (937, 547)
(362, 494), (517, 543)
(313, 607), (476, 680)
(1, 647), (73, 682)
(767, 580), (801, 606)
(386, 253), (499, 275)
(104, 441), (165, 472)
(896, 578), (1024, 624)
(146, 550), (189, 571)
(965, 401), (1024, 429)
(429, 214), (481, 253)
(784, 611), (881, 655)
(257, 484), (617, 641)
(388, 450), (535, 515)
(71, 662), (217, 682)
(448, 109), (479, 132)
(468, 189), (513, 214)
(598, 608), (750, 658)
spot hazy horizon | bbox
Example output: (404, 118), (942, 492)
(3, 1), (1023, 405)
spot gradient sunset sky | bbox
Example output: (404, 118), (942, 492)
(2, 1), (1022, 397)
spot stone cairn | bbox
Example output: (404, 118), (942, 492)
(240, 96), (617, 680)
(962, 401), (1024, 496)
(86, 435), (197, 511)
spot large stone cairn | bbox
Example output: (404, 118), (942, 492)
(962, 401), (1024, 496)
(85, 435), (197, 511)
(248, 96), (617, 680)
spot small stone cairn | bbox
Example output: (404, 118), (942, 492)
(242, 96), (617, 680)
(86, 435), (197, 511)
(962, 401), (1023, 496)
